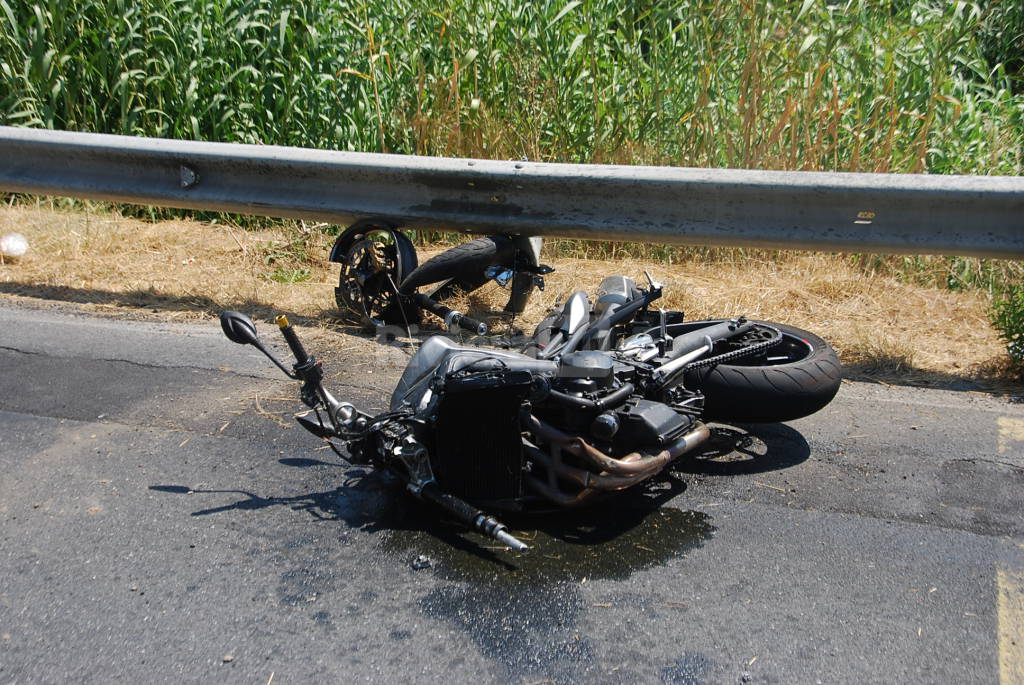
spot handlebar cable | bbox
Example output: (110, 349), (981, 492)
(446, 351), (511, 376)
(312, 405), (352, 463)
(518, 340), (545, 354)
(349, 409), (421, 440)
(385, 272), (419, 357)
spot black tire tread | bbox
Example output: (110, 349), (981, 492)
(399, 235), (514, 294)
(685, 321), (842, 423)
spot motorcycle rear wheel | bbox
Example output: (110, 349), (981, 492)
(681, 320), (842, 423)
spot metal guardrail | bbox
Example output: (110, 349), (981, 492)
(0, 126), (1022, 258)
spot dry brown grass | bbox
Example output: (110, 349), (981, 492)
(0, 204), (1017, 388)
(0, 204), (338, 321)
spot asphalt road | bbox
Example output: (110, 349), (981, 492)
(1, 303), (1022, 684)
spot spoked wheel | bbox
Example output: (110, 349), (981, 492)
(334, 221), (418, 329)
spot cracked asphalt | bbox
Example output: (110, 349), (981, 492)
(1, 302), (1022, 684)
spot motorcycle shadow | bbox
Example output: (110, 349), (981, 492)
(148, 424), (807, 580)
(148, 469), (710, 581)
(675, 422), (811, 476)
(149, 463), (407, 524)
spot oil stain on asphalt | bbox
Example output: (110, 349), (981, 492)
(379, 482), (715, 682)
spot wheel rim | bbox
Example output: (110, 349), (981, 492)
(338, 231), (403, 327)
(711, 325), (813, 367)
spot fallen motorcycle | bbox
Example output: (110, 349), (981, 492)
(220, 273), (841, 551)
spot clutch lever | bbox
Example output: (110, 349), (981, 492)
(643, 270), (663, 296)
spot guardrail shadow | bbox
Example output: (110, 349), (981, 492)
(3, 281), (1017, 394)
(0, 281), (331, 329)
(841, 360), (1021, 394)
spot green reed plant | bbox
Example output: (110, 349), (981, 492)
(990, 283), (1024, 364)
(2, 0), (1021, 172)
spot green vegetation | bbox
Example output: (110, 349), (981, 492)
(991, 284), (1024, 363)
(1, 0), (1022, 360)
(257, 221), (330, 282)
(263, 266), (312, 283)
(2, 0), (1021, 171)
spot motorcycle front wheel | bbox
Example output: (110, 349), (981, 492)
(334, 221), (418, 328)
(398, 235), (516, 300)
(680, 320), (842, 423)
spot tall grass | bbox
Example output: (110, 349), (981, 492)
(2, 0), (1022, 172)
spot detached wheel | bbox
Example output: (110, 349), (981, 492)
(334, 221), (418, 328)
(682, 321), (843, 423)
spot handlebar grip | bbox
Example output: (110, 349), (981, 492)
(419, 483), (528, 551)
(456, 314), (488, 336)
(275, 315), (310, 365)
(411, 294), (488, 335)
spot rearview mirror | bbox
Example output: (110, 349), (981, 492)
(220, 311), (260, 346)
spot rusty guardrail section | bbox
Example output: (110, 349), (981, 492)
(0, 126), (1022, 257)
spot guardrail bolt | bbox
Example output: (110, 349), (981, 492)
(179, 165), (200, 189)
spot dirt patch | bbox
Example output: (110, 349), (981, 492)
(0, 204), (1019, 391)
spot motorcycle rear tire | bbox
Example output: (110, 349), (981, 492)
(684, 321), (842, 423)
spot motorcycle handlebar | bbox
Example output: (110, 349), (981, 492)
(275, 315), (311, 365)
(455, 313), (488, 336)
(411, 293), (488, 335)
(419, 483), (528, 551)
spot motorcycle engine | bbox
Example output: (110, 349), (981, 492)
(610, 397), (693, 446)
(539, 351), (693, 453)
(558, 350), (615, 393)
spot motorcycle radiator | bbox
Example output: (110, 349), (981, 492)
(430, 370), (532, 506)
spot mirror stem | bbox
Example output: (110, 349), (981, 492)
(251, 340), (299, 379)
